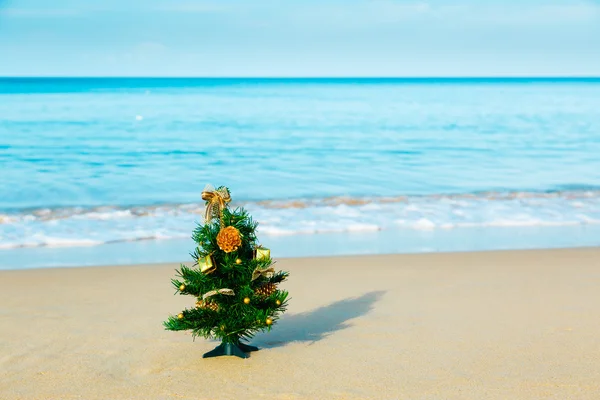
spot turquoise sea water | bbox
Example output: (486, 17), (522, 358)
(1, 78), (600, 269)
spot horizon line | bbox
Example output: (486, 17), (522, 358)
(2, 76), (600, 80)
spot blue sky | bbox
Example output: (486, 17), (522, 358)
(0, 0), (599, 76)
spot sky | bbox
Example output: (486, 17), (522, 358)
(0, 0), (599, 77)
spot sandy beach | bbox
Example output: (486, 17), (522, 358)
(1, 247), (599, 399)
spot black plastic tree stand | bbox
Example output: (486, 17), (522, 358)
(203, 340), (259, 359)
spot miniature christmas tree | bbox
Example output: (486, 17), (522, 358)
(163, 185), (289, 358)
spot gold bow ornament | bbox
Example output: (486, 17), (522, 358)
(201, 184), (231, 225)
(251, 266), (275, 281)
(202, 288), (235, 300)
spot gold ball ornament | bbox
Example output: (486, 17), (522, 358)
(276, 300), (281, 306)
(216, 226), (242, 253)
(179, 284), (186, 291)
(235, 258), (242, 264)
(177, 313), (184, 320)
(265, 318), (273, 326)
(243, 297), (251, 304)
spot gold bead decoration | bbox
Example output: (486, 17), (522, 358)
(177, 313), (184, 320)
(235, 258), (242, 264)
(179, 284), (186, 291)
(276, 300), (281, 306)
(243, 297), (251, 304)
(265, 318), (273, 325)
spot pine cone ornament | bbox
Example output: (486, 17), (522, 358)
(216, 226), (242, 253)
(197, 300), (219, 312)
(205, 301), (219, 312)
(255, 282), (277, 297)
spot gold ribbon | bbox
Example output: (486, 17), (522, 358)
(201, 184), (231, 225)
(251, 266), (275, 281)
(202, 288), (235, 300)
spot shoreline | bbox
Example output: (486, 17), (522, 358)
(2, 221), (600, 270)
(0, 245), (598, 272)
(2, 247), (600, 399)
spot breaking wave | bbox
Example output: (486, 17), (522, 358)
(1, 189), (600, 249)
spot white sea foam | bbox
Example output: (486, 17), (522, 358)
(0, 236), (103, 249)
(1, 191), (600, 249)
(411, 218), (436, 230)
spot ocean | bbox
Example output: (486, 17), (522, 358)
(1, 77), (600, 269)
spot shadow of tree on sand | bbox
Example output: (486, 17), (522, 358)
(253, 290), (386, 348)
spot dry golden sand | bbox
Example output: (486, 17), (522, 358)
(1, 248), (600, 399)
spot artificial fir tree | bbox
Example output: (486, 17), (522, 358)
(163, 185), (289, 358)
